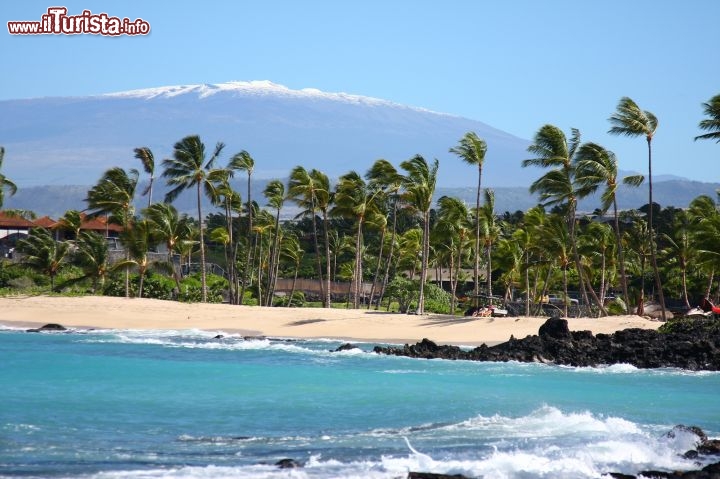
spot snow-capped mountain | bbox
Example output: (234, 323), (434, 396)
(0, 81), (533, 188)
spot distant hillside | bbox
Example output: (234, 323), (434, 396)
(5, 179), (718, 219)
(0, 81), (532, 189)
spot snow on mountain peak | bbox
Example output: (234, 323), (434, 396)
(101, 80), (443, 114)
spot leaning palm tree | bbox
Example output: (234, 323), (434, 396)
(288, 165), (325, 304)
(331, 171), (380, 308)
(16, 227), (69, 292)
(366, 159), (403, 309)
(522, 125), (600, 312)
(574, 142), (643, 313)
(229, 150), (255, 304)
(695, 93), (720, 143)
(311, 169), (333, 308)
(72, 230), (110, 293)
(400, 155), (439, 315)
(608, 97), (666, 320)
(0, 147), (18, 210)
(280, 233), (304, 307)
(434, 195), (471, 314)
(115, 219), (165, 299)
(263, 179), (285, 306)
(479, 188), (501, 299)
(144, 202), (193, 291)
(134, 147), (155, 208)
(85, 167), (139, 298)
(687, 194), (720, 297)
(162, 135), (225, 302)
(449, 132), (487, 304)
(659, 210), (694, 309)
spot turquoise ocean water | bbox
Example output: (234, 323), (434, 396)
(1, 325), (718, 479)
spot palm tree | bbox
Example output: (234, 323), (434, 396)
(16, 227), (69, 291)
(162, 135), (225, 302)
(56, 209), (83, 241)
(659, 210), (694, 309)
(288, 166), (324, 301)
(479, 189), (501, 298)
(695, 93), (720, 143)
(85, 167), (139, 298)
(207, 167), (242, 303)
(449, 132), (487, 304)
(134, 147), (155, 208)
(542, 214), (572, 317)
(435, 195), (471, 313)
(624, 214), (651, 315)
(332, 171), (380, 308)
(688, 194), (720, 297)
(574, 142), (643, 313)
(115, 219), (164, 298)
(578, 221), (615, 305)
(143, 202), (193, 291)
(229, 150), (255, 304)
(73, 230), (110, 293)
(288, 166), (334, 307)
(0, 147), (18, 210)
(522, 125), (600, 312)
(263, 179), (285, 306)
(366, 159), (403, 309)
(400, 155), (439, 315)
(312, 169), (333, 308)
(280, 233), (304, 307)
(608, 97), (665, 320)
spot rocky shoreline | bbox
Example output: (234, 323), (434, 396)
(372, 316), (720, 371)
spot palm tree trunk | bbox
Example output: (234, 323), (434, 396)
(288, 263), (299, 307)
(486, 242), (493, 298)
(613, 199), (631, 314)
(196, 184), (207, 302)
(368, 227), (386, 309)
(323, 210), (332, 308)
(524, 251), (530, 316)
(377, 196), (398, 310)
(353, 220), (363, 308)
(225, 201), (236, 305)
(562, 266), (569, 317)
(474, 165), (482, 307)
(417, 210), (430, 314)
(646, 138), (667, 320)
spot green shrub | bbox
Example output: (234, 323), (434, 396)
(273, 291), (305, 307)
(422, 282), (452, 314)
(178, 273), (228, 303)
(384, 277), (417, 313)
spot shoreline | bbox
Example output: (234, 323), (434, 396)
(0, 295), (662, 346)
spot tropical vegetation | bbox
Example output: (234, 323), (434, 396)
(1, 93), (719, 317)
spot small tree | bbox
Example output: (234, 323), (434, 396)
(17, 228), (69, 291)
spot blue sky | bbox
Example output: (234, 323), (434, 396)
(2, 0), (718, 183)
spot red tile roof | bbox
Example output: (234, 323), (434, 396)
(79, 213), (123, 233)
(0, 212), (37, 228)
(33, 216), (58, 228)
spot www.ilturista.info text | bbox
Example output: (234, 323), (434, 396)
(7, 7), (150, 35)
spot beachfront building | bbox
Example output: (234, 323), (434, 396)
(0, 212), (36, 258)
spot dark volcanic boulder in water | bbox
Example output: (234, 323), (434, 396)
(275, 458), (302, 468)
(26, 323), (67, 332)
(333, 343), (359, 352)
(374, 317), (720, 371)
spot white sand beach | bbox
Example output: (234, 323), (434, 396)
(0, 295), (663, 346)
